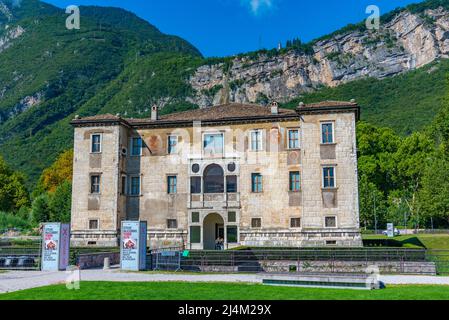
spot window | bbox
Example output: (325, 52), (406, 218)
(91, 134), (102, 153)
(131, 137), (142, 156)
(89, 219), (99, 230)
(203, 133), (224, 155)
(168, 136), (178, 154)
(167, 219), (178, 229)
(251, 218), (262, 228)
(325, 216), (337, 228)
(250, 130), (263, 151)
(167, 176), (177, 194)
(226, 226), (238, 243)
(203, 164), (224, 193)
(190, 226), (201, 243)
(323, 167), (336, 188)
(226, 175), (237, 193)
(90, 175), (100, 194)
(191, 212), (200, 223)
(130, 176), (141, 196)
(288, 129), (300, 149)
(289, 171), (301, 192)
(251, 173), (263, 193)
(321, 122), (334, 144)
(290, 218), (301, 228)
(228, 212), (236, 223)
(121, 176), (127, 195)
(190, 177), (201, 194)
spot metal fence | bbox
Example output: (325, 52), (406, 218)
(153, 248), (449, 275)
(0, 245), (41, 270)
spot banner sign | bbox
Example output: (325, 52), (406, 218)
(120, 221), (147, 271)
(41, 223), (71, 271)
(387, 223), (394, 238)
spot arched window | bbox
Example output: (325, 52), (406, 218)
(203, 164), (224, 193)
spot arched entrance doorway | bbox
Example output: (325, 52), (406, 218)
(203, 213), (224, 250)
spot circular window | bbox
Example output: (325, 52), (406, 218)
(192, 164), (200, 173)
(227, 162), (236, 172)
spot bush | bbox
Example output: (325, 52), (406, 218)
(0, 211), (32, 232)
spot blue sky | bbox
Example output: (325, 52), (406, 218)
(45, 0), (423, 57)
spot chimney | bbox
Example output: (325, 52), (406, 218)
(151, 105), (159, 121)
(270, 101), (279, 115)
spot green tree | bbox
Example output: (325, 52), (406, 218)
(0, 156), (29, 212)
(48, 180), (72, 223)
(418, 155), (449, 226)
(31, 194), (51, 224)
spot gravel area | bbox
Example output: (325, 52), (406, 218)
(1, 269), (449, 294)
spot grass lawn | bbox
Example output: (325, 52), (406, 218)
(1, 282), (449, 300)
(362, 234), (449, 249)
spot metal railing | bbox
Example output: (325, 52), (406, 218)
(165, 248), (446, 275)
(0, 245), (42, 270)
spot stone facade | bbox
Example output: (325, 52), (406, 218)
(70, 102), (362, 248)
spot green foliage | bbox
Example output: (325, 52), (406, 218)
(0, 156), (29, 212)
(31, 194), (50, 224)
(0, 211), (31, 231)
(47, 180), (72, 223)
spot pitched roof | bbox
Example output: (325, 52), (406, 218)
(71, 101), (359, 127)
(127, 103), (296, 125)
(298, 100), (357, 108)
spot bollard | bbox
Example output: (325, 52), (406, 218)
(103, 257), (110, 270)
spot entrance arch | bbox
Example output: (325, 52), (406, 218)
(203, 213), (224, 250)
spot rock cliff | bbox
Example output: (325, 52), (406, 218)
(189, 7), (449, 107)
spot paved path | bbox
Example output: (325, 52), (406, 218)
(1, 269), (449, 293)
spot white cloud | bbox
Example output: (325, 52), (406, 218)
(242, 0), (274, 16)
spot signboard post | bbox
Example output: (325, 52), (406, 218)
(41, 223), (71, 271)
(120, 221), (147, 271)
(387, 223), (394, 238)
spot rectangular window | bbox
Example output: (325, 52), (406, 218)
(228, 212), (236, 223)
(121, 176), (127, 195)
(90, 175), (100, 194)
(131, 137), (142, 156)
(91, 134), (102, 153)
(251, 218), (262, 228)
(203, 133), (224, 155)
(191, 212), (200, 223)
(323, 167), (336, 188)
(289, 171), (301, 192)
(321, 123), (334, 144)
(190, 226), (201, 244)
(251, 173), (263, 193)
(325, 216), (337, 228)
(288, 129), (300, 149)
(130, 176), (141, 196)
(89, 219), (99, 230)
(168, 136), (178, 154)
(168, 176), (177, 194)
(290, 218), (301, 228)
(250, 130), (263, 151)
(190, 177), (201, 194)
(226, 176), (237, 193)
(226, 226), (238, 243)
(167, 219), (178, 229)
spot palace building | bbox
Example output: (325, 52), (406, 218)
(70, 101), (362, 249)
